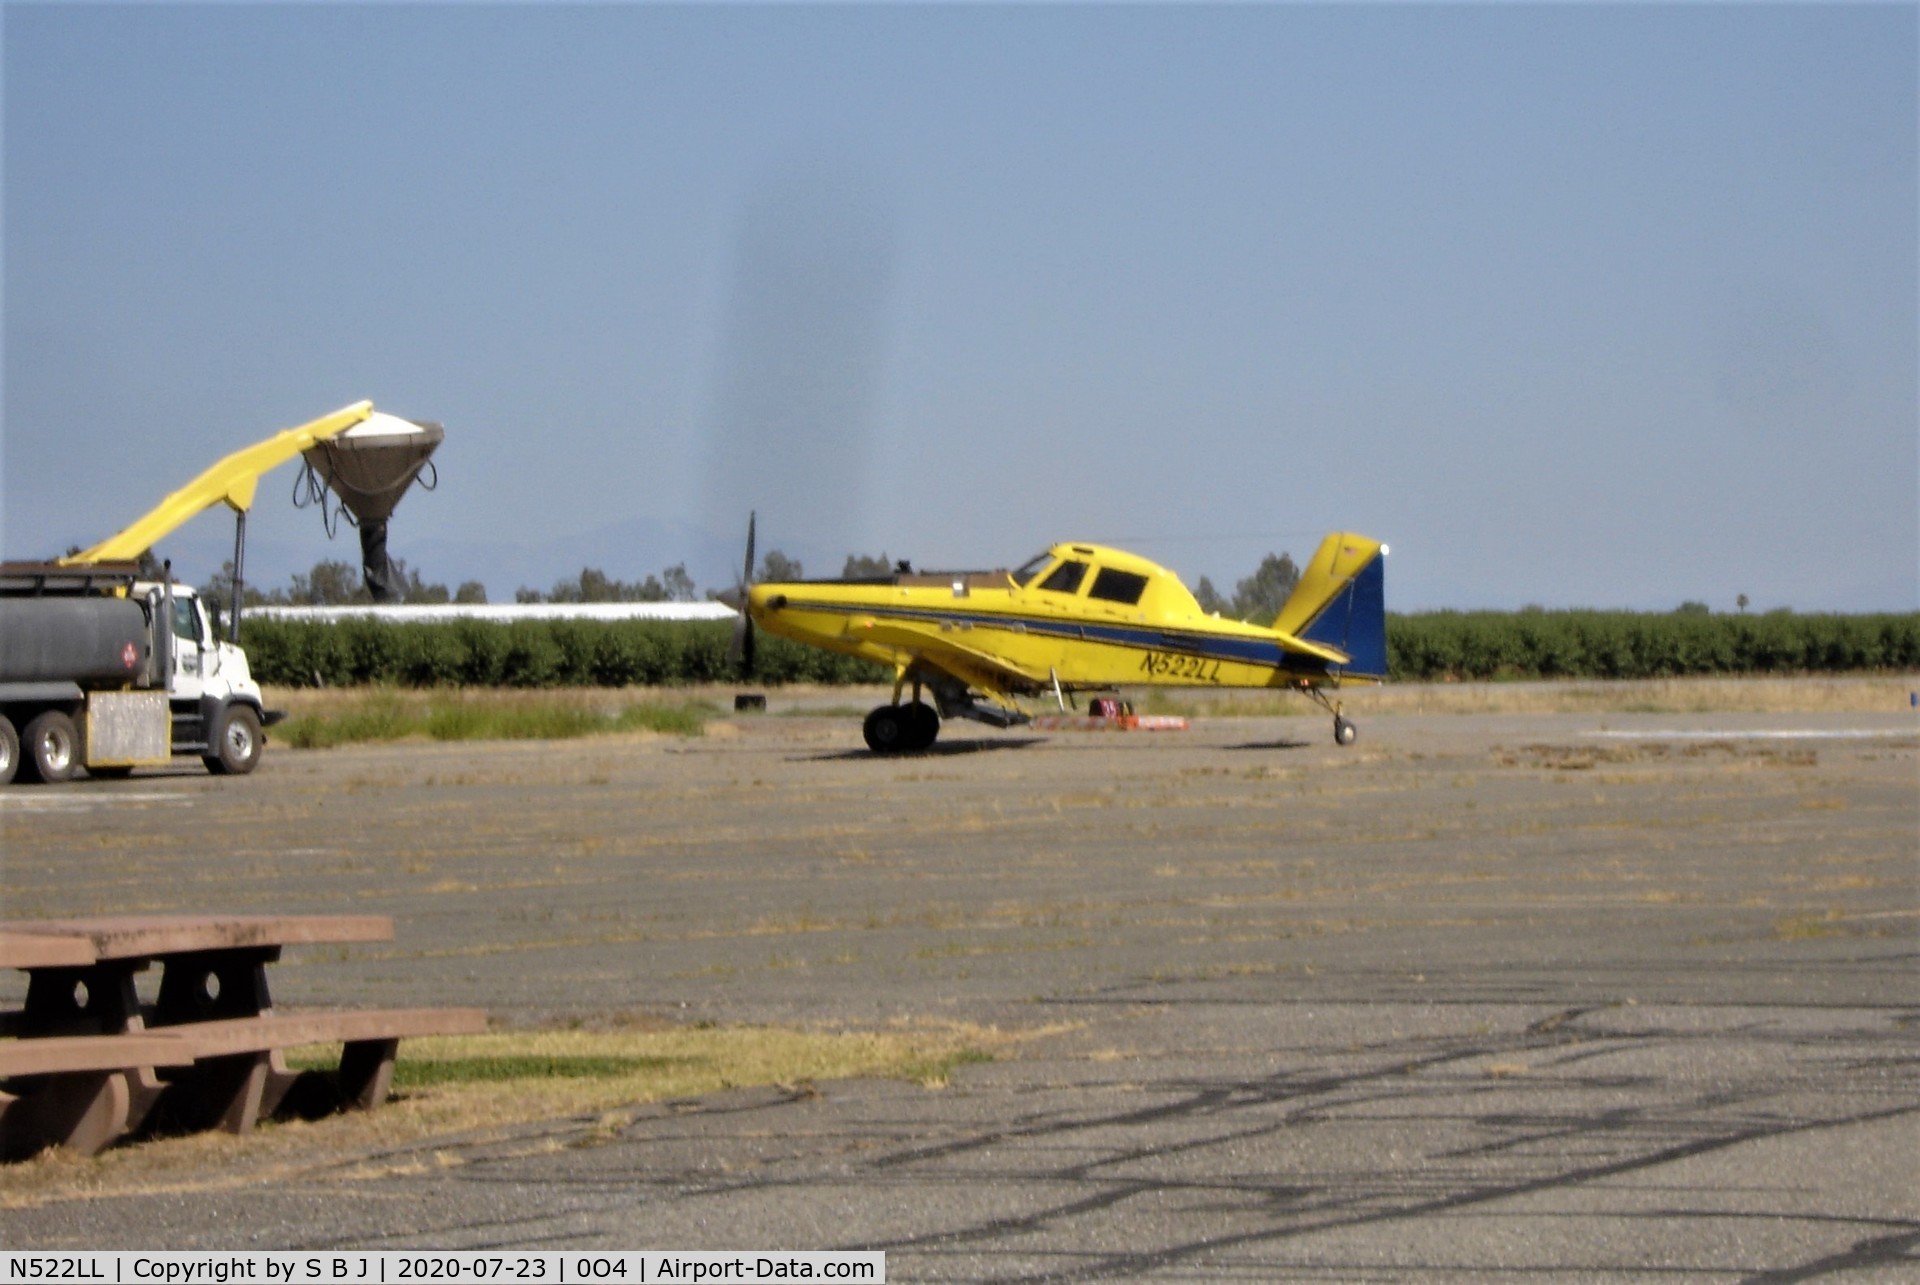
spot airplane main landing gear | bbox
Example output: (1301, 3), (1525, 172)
(1334, 716), (1357, 747)
(864, 701), (939, 754)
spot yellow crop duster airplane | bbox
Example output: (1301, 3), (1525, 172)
(727, 516), (1389, 753)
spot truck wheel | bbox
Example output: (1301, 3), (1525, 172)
(0, 716), (17, 786)
(204, 704), (263, 775)
(21, 710), (79, 784)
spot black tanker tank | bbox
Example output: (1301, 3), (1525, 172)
(0, 596), (150, 686)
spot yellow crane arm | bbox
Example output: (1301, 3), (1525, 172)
(61, 401), (376, 565)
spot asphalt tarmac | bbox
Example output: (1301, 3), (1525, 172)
(3, 700), (1916, 1279)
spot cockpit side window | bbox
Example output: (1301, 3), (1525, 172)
(1088, 567), (1149, 606)
(1038, 560), (1089, 594)
(1013, 553), (1055, 587)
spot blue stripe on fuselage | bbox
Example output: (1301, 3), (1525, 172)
(768, 598), (1327, 672)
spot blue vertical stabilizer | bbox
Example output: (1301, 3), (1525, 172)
(1297, 553), (1387, 678)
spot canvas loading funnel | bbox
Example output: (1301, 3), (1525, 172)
(299, 412), (444, 525)
(299, 411), (444, 602)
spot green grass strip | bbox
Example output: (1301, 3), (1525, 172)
(278, 695), (714, 749)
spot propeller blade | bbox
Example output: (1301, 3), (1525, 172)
(743, 511), (757, 592)
(728, 512), (758, 678)
(729, 610), (750, 667)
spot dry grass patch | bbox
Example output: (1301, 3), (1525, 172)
(266, 686), (716, 748)
(0, 1021), (1012, 1209)
(267, 677), (1916, 744)
(1492, 740), (1841, 772)
(1144, 675), (1918, 718)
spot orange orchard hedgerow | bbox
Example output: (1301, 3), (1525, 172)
(241, 611), (1920, 690)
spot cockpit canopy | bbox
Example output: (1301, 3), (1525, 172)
(1012, 552), (1055, 586)
(1014, 544), (1203, 616)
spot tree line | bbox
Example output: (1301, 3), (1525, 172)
(221, 543), (1919, 686)
(203, 548), (1866, 639)
(240, 607), (1918, 690)
(203, 558), (486, 608)
(200, 549), (953, 610)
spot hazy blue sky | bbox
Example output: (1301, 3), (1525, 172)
(5, 2), (1914, 611)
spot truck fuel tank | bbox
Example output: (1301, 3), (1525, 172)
(0, 596), (151, 686)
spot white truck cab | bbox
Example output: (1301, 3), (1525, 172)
(143, 580), (276, 775)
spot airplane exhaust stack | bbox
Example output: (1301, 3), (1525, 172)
(299, 412), (443, 602)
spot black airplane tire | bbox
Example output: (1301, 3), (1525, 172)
(863, 705), (908, 754)
(0, 715), (17, 786)
(205, 704), (264, 776)
(21, 710), (79, 784)
(1334, 717), (1357, 747)
(903, 701), (940, 751)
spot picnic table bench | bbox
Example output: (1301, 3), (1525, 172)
(1, 916), (485, 1160)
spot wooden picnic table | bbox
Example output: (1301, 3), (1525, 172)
(2, 913), (395, 1035)
(1, 915), (483, 1159)
(0, 929), (97, 971)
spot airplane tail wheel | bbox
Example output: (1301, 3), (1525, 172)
(1333, 716), (1357, 747)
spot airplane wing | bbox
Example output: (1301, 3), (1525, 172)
(851, 613), (1353, 688)
(842, 615), (1049, 695)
